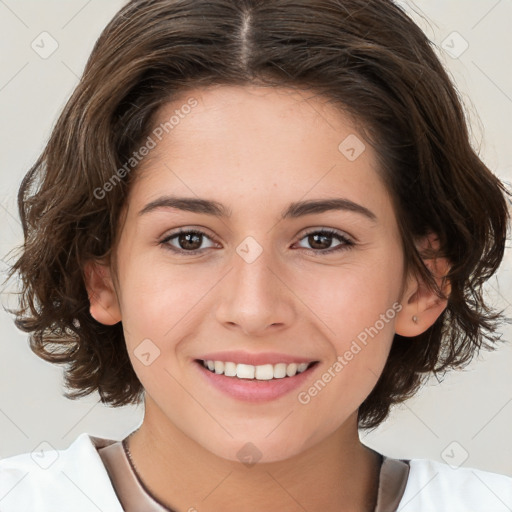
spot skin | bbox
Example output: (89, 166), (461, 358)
(85, 84), (450, 512)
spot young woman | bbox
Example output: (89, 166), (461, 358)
(2, 0), (511, 510)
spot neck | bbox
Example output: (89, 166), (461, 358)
(128, 402), (381, 512)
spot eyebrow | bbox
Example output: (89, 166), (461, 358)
(138, 196), (377, 222)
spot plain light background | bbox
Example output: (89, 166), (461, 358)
(1, 0), (511, 478)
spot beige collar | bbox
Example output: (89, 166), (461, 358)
(96, 438), (409, 512)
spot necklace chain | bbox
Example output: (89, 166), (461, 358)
(122, 433), (176, 512)
(122, 435), (138, 473)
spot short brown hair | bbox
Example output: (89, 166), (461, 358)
(6, 0), (510, 429)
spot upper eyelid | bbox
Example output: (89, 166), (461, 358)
(162, 227), (220, 243)
(300, 227), (352, 240)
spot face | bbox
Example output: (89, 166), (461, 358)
(94, 85), (413, 462)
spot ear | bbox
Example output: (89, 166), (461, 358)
(395, 233), (451, 337)
(83, 259), (122, 326)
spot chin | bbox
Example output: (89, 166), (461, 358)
(196, 432), (312, 465)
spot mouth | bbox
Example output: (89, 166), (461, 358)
(193, 357), (320, 402)
(195, 359), (319, 380)
(192, 349), (321, 402)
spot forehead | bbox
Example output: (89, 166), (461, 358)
(127, 84), (394, 226)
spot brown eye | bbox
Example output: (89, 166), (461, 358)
(296, 229), (354, 254)
(160, 229), (218, 255)
(176, 232), (202, 251)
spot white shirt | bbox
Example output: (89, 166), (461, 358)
(0, 433), (511, 511)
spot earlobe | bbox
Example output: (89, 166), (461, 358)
(83, 260), (122, 326)
(395, 234), (451, 337)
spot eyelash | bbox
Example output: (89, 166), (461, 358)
(159, 228), (355, 256)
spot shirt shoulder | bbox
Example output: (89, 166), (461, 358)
(0, 433), (124, 512)
(397, 457), (512, 512)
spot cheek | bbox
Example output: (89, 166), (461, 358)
(117, 256), (219, 384)
(116, 240), (213, 330)
(295, 305), (397, 439)
(293, 251), (402, 344)
(291, 251), (401, 408)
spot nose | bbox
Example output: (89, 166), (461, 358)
(214, 243), (296, 336)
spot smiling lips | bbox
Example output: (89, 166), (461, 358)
(195, 355), (319, 402)
(193, 351), (320, 401)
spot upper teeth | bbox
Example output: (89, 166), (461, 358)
(202, 360), (311, 380)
